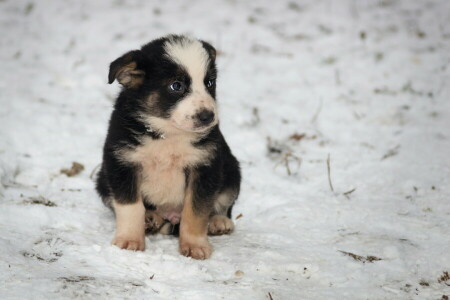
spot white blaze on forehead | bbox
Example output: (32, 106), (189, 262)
(162, 36), (218, 133)
(164, 37), (210, 90)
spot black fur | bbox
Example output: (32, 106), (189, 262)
(96, 35), (241, 228)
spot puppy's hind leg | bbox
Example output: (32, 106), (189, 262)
(208, 191), (236, 236)
(145, 209), (166, 234)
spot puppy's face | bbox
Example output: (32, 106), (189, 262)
(108, 35), (218, 134)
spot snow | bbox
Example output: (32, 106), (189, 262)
(1, 0), (450, 299)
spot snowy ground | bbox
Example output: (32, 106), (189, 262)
(1, 0), (450, 299)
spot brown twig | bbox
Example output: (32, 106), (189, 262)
(381, 145), (400, 160)
(90, 163), (101, 180)
(311, 98), (323, 124)
(338, 250), (382, 263)
(268, 292), (274, 300)
(274, 152), (302, 176)
(343, 188), (356, 199)
(250, 107), (260, 126)
(327, 154), (334, 192)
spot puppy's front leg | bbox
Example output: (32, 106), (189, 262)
(105, 155), (145, 251)
(112, 199), (146, 251)
(179, 175), (213, 259)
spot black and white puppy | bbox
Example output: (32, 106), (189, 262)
(96, 35), (241, 259)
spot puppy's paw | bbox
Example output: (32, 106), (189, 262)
(179, 237), (212, 260)
(145, 210), (165, 234)
(208, 215), (234, 236)
(112, 236), (145, 251)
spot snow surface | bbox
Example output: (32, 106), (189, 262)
(1, 0), (450, 299)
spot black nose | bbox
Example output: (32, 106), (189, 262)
(197, 110), (215, 125)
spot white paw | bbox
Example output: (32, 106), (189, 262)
(112, 235), (145, 251)
(179, 237), (212, 260)
(208, 215), (234, 236)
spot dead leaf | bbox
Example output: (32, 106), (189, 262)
(289, 133), (305, 141)
(438, 271), (450, 285)
(61, 162), (85, 177)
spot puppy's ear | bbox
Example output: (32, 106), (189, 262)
(201, 41), (217, 61)
(108, 50), (147, 88)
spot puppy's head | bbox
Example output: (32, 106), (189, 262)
(108, 35), (218, 134)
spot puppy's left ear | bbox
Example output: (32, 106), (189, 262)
(108, 50), (147, 88)
(201, 41), (217, 62)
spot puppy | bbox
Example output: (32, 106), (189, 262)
(96, 35), (241, 260)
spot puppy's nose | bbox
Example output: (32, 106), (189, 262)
(197, 110), (215, 125)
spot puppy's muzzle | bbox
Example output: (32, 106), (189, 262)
(196, 110), (215, 126)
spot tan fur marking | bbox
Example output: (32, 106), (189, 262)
(112, 200), (146, 251)
(179, 176), (212, 260)
(116, 62), (144, 88)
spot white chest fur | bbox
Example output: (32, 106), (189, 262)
(119, 135), (211, 209)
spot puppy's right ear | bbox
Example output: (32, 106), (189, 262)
(108, 50), (146, 88)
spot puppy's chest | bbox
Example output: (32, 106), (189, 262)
(124, 136), (209, 207)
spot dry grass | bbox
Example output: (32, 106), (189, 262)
(343, 188), (356, 199)
(438, 271), (450, 286)
(22, 196), (56, 207)
(338, 250), (382, 263)
(381, 145), (400, 160)
(274, 152), (302, 176)
(267, 137), (302, 176)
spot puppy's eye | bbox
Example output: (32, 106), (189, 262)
(206, 79), (215, 88)
(169, 81), (185, 93)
